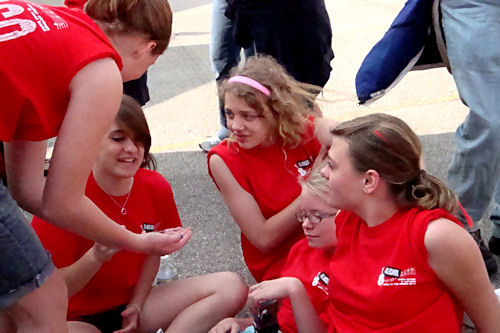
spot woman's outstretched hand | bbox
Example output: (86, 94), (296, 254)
(138, 227), (192, 255)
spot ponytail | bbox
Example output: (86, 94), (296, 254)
(399, 170), (458, 214)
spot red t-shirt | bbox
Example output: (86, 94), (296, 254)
(0, 0), (122, 141)
(31, 169), (181, 318)
(278, 239), (332, 333)
(207, 120), (321, 282)
(328, 207), (464, 332)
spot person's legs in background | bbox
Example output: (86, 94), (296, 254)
(124, 72), (150, 107)
(441, 0), (500, 275)
(200, 0), (254, 152)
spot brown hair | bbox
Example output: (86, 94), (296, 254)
(219, 55), (322, 147)
(116, 94), (156, 169)
(85, 0), (172, 54)
(331, 113), (457, 213)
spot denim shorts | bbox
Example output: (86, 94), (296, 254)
(0, 182), (54, 310)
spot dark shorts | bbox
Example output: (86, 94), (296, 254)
(75, 305), (126, 333)
(0, 182), (54, 310)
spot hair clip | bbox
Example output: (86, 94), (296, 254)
(374, 130), (388, 143)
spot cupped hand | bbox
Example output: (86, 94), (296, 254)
(140, 227), (192, 256)
(113, 305), (140, 333)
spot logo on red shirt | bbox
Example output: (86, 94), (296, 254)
(377, 266), (416, 287)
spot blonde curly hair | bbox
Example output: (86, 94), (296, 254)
(219, 55), (322, 147)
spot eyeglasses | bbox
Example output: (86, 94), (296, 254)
(295, 209), (337, 225)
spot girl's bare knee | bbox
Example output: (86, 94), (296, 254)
(216, 272), (248, 310)
(68, 321), (101, 333)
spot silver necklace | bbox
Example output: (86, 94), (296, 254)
(104, 179), (134, 215)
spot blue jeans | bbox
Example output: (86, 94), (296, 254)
(441, 0), (500, 237)
(0, 182), (54, 309)
(210, 0), (254, 136)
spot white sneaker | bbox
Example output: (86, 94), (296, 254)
(199, 135), (222, 152)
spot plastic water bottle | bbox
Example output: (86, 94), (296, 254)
(154, 255), (178, 285)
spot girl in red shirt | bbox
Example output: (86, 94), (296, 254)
(314, 113), (499, 332)
(32, 95), (248, 333)
(207, 55), (337, 283)
(209, 168), (338, 333)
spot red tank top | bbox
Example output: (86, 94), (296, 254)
(0, 1), (121, 141)
(328, 207), (464, 332)
(207, 121), (321, 282)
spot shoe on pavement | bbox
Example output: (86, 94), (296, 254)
(470, 230), (498, 275)
(199, 135), (222, 152)
(488, 235), (500, 256)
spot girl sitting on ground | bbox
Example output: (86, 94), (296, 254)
(32, 95), (248, 333)
(209, 168), (338, 333)
(207, 55), (337, 283)
(316, 113), (500, 332)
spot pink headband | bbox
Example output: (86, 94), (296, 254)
(227, 75), (271, 97)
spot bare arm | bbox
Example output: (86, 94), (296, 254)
(314, 117), (339, 148)
(249, 278), (327, 333)
(209, 154), (302, 253)
(4, 140), (47, 213)
(60, 243), (119, 297)
(6, 58), (136, 248)
(41, 57), (138, 249)
(130, 255), (159, 309)
(115, 255), (160, 333)
(425, 219), (500, 332)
